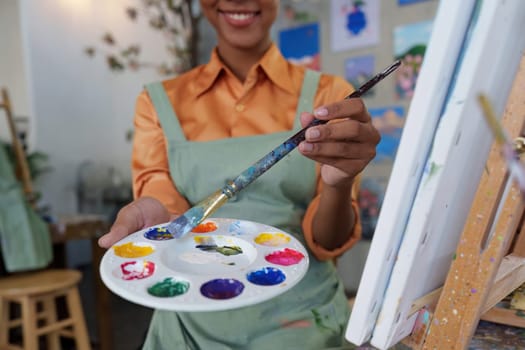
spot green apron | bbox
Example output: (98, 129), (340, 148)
(0, 143), (52, 272)
(142, 70), (350, 350)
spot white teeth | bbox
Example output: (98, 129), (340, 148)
(226, 13), (254, 21)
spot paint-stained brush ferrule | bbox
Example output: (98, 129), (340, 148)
(200, 190), (230, 219)
(222, 181), (238, 198)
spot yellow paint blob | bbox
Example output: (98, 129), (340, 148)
(114, 242), (154, 258)
(254, 232), (290, 246)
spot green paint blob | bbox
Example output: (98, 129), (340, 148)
(147, 278), (189, 297)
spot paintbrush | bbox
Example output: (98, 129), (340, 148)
(167, 60), (402, 238)
(478, 94), (525, 200)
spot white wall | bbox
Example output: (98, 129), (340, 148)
(18, 0), (173, 215)
(0, 0), (31, 143)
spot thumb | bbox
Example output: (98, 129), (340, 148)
(98, 201), (144, 248)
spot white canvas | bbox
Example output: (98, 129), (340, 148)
(370, 0), (525, 349)
(345, 0), (477, 345)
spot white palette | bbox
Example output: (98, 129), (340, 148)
(100, 218), (309, 312)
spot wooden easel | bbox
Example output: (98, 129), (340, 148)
(402, 54), (525, 349)
(0, 87), (35, 204)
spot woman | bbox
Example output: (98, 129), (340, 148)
(99, 0), (380, 348)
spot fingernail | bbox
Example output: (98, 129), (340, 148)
(98, 236), (108, 247)
(314, 107), (328, 117)
(301, 142), (313, 152)
(306, 128), (320, 140)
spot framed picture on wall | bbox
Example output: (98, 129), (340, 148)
(369, 106), (405, 163)
(393, 20), (433, 100)
(330, 0), (380, 52)
(398, 0), (432, 5)
(344, 55), (375, 96)
(279, 22), (320, 71)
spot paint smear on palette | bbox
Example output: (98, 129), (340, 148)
(194, 236), (215, 245)
(247, 267), (286, 286)
(144, 226), (173, 241)
(254, 232), (290, 246)
(192, 221), (218, 233)
(178, 251), (222, 264)
(228, 220), (243, 235)
(120, 260), (155, 280)
(200, 278), (244, 299)
(113, 242), (154, 258)
(147, 277), (189, 297)
(265, 248), (305, 266)
(194, 236), (243, 256)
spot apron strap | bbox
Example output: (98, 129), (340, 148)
(145, 82), (186, 141)
(293, 69), (321, 130)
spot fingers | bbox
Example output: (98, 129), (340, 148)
(313, 98), (370, 123)
(301, 118), (380, 145)
(300, 139), (377, 160)
(298, 101), (381, 183)
(98, 197), (171, 248)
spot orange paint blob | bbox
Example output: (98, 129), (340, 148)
(192, 222), (218, 233)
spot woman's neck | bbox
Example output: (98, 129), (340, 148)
(216, 41), (272, 82)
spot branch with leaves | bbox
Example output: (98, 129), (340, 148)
(85, 0), (201, 76)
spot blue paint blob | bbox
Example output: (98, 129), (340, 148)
(200, 278), (244, 300)
(247, 267), (286, 286)
(144, 226), (173, 241)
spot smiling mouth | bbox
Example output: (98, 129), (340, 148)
(219, 10), (260, 26)
(224, 12), (257, 20)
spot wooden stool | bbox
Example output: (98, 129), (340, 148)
(0, 269), (90, 350)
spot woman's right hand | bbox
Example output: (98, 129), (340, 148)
(98, 196), (173, 248)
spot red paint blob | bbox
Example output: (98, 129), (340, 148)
(120, 260), (155, 280)
(192, 222), (218, 233)
(265, 248), (305, 266)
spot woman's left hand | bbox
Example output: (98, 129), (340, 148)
(298, 97), (380, 187)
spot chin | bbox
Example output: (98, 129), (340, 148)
(223, 34), (271, 51)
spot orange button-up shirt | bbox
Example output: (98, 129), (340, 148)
(131, 44), (361, 260)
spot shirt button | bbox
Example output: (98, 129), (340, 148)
(235, 104), (245, 112)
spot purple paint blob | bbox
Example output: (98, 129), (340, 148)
(247, 267), (286, 286)
(200, 278), (244, 299)
(144, 226), (173, 241)
(265, 248), (305, 266)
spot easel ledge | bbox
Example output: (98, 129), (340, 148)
(402, 54), (525, 349)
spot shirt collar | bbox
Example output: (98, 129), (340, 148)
(258, 44), (295, 95)
(193, 43), (295, 96)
